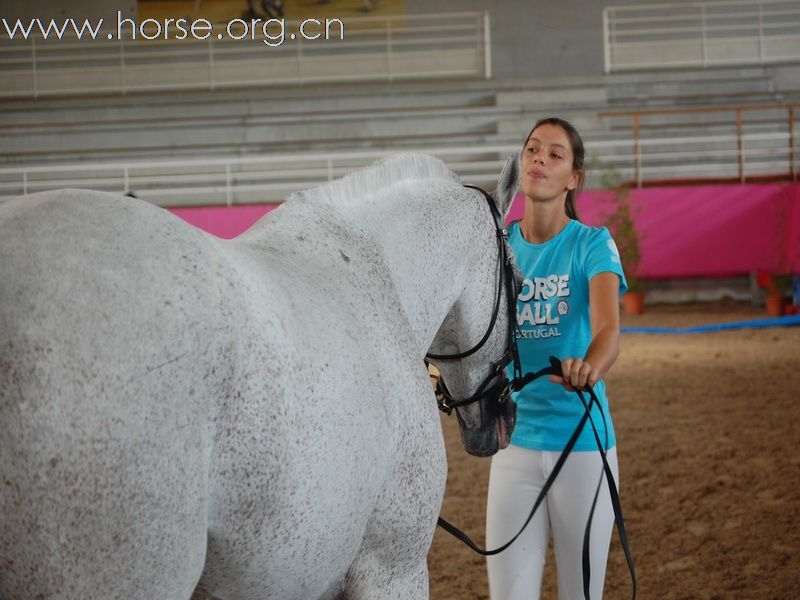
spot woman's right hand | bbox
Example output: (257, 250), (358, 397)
(548, 357), (597, 391)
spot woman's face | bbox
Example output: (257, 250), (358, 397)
(520, 123), (581, 203)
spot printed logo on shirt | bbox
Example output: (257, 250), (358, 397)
(516, 274), (570, 339)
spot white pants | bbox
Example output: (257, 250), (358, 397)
(486, 445), (619, 600)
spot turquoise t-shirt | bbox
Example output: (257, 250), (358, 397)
(507, 219), (628, 452)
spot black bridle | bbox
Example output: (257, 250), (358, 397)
(425, 184), (523, 415)
(426, 185), (637, 600)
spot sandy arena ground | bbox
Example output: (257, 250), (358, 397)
(428, 301), (800, 600)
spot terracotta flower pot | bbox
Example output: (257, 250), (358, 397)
(765, 294), (784, 317)
(622, 291), (645, 315)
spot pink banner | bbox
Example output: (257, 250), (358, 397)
(785, 184), (800, 275)
(172, 184), (800, 279)
(508, 183), (800, 278)
(169, 204), (278, 239)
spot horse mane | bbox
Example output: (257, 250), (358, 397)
(286, 153), (462, 211)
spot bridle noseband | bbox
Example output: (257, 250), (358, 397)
(425, 185), (522, 415)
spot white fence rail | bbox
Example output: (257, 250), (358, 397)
(1, 133), (797, 207)
(600, 103), (800, 185)
(603, 0), (800, 72)
(0, 12), (490, 98)
(0, 147), (517, 207)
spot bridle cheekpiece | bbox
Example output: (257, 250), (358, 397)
(425, 185), (522, 415)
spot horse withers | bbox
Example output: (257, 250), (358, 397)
(0, 153), (521, 600)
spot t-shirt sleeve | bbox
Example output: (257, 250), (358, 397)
(585, 227), (629, 295)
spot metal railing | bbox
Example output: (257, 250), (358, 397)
(599, 103), (800, 186)
(603, 0), (800, 72)
(2, 125), (798, 207)
(0, 146), (517, 207)
(0, 11), (490, 98)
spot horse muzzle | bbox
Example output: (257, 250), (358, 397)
(455, 383), (517, 457)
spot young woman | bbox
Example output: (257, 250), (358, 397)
(486, 117), (627, 599)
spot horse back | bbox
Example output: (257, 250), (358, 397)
(0, 190), (236, 599)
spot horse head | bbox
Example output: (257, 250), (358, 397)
(427, 152), (522, 457)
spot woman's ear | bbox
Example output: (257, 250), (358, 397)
(567, 169), (583, 192)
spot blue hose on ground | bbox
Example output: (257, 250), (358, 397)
(621, 314), (800, 334)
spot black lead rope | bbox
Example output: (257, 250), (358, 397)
(573, 384), (637, 600)
(437, 356), (637, 600)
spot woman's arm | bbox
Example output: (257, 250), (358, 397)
(549, 272), (622, 390)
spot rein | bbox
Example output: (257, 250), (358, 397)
(437, 356), (637, 600)
(424, 184), (636, 599)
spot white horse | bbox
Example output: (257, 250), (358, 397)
(0, 153), (520, 600)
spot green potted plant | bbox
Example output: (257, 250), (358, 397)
(604, 184), (645, 315)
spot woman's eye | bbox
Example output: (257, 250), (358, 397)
(551, 153), (563, 160)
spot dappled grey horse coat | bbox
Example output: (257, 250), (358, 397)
(0, 153), (520, 600)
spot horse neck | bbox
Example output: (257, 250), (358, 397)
(357, 180), (489, 355)
(240, 177), (491, 356)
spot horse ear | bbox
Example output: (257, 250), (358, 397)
(493, 151), (520, 218)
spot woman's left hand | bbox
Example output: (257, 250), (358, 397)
(548, 357), (598, 391)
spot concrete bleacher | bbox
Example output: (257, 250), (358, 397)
(0, 81), (500, 165)
(8, 63), (797, 164)
(607, 68), (784, 106)
(1, 61), (799, 199)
